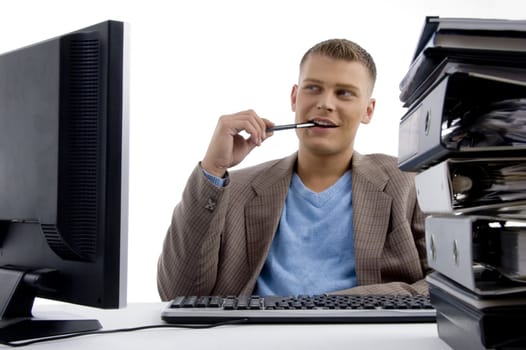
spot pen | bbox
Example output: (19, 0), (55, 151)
(266, 122), (316, 132)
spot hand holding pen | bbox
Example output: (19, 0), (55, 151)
(201, 110), (273, 177)
(201, 111), (337, 178)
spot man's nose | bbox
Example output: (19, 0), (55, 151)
(316, 94), (335, 112)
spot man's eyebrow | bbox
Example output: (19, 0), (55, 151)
(336, 83), (361, 91)
(302, 78), (324, 84)
(301, 78), (360, 91)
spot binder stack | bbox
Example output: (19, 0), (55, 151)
(398, 16), (526, 350)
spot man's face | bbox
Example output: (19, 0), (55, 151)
(290, 54), (375, 157)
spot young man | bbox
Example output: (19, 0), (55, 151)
(157, 39), (430, 300)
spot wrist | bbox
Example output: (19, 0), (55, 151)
(200, 160), (226, 178)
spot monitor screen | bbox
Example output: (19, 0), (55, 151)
(0, 20), (129, 342)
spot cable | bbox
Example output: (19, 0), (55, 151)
(0, 318), (249, 347)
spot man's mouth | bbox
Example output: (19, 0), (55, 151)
(309, 119), (338, 128)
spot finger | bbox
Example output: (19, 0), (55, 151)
(261, 118), (275, 137)
(247, 112), (273, 143)
(235, 113), (265, 145)
(222, 110), (266, 145)
(243, 119), (264, 146)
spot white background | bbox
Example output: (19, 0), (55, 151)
(1, 0), (524, 303)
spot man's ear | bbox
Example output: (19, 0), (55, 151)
(290, 84), (298, 112)
(361, 98), (376, 124)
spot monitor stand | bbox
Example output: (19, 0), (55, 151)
(0, 267), (102, 343)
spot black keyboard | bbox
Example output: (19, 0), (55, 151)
(161, 294), (436, 324)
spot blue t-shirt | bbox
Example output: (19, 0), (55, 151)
(255, 171), (357, 296)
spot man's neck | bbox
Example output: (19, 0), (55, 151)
(296, 149), (353, 193)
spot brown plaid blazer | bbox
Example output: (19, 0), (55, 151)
(157, 152), (430, 300)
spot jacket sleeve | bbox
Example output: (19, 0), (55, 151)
(330, 279), (428, 296)
(157, 163), (230, 300)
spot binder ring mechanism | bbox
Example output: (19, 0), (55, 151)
(424, 110), (431, 136)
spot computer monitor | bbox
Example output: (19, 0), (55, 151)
(0, 20), (129, 342)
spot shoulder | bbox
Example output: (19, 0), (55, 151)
(354, 152), (406, 174)
(228, 153), (297, 188)
(359, 152), (398, 165)
(353, 152), (416, 191)
(230, 158), (286, 179)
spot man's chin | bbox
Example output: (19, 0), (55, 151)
(299, 143), (349, 157)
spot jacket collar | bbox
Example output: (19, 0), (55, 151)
(248, 151), (391, 193)
(249, 153), (297, 195)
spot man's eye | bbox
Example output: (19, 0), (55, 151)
(337, 89), (354, 97)
(303, 85), (320, 92)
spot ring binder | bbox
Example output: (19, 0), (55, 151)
(428, 272), (526, 350)
(414, 158), (526, 215)
(425, 215), (526, 294)
(398, 70), (526, 172)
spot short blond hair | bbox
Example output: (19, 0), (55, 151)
(300, 38), (377, 89)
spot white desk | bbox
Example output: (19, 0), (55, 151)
(6, 303), (452, 349)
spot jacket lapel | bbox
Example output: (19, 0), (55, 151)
(351, 152), (392, 285)
(241, 154), (296, 294)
